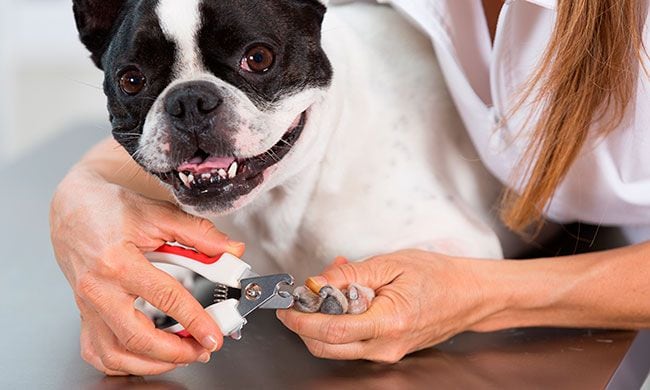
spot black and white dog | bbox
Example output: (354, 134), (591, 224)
(73, 0), (503, 280)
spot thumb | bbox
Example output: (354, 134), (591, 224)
(155, 207), (245, 258)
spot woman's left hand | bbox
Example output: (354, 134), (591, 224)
(277, 250), (507, 363)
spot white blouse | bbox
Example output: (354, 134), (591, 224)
(355, 0), (650, 242)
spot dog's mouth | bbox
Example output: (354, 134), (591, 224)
(156, 111), (307, 203)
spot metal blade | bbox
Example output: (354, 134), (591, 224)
(259, 289), (294, 310)
(236, 273), (294, 317)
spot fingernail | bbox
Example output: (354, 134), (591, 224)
(198, 352), (211, 364)
(306, 276), (327, 293)
(201, 335), (219, 352)
(178, 363), (190, 367)
(227, 241), (245, 251)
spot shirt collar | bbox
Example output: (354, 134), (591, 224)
(520, 0), (557, 10)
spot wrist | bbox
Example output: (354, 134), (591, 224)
(465, 257), (571, 332)
(72, 139), (174, 201)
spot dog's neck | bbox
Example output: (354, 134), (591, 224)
(209, 15), (364, 271)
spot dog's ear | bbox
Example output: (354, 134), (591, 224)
(72, 0), (127, 69)
(299, 0), (328, 20)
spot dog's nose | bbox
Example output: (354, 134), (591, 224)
(164, 81), (222, 125)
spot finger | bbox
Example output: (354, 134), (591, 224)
(120, 249), (224, 352)
(150, 206), (245, 257)
(79, 295), (207, 367)
(277, 303), (388, 344)
(85, 334), (180, 376)
(301, 336), (367, 360)
(84, 330), (176, 376)
(362, 341), (409, 364)
(80, 280), (212, 363)
(312, 257), (400, 291)
(85, 349), (131, 377)
(322, 256), (350, 273)
(87, 311), (185, 376)
(80, 314), (130, 376)
(303, 335), (407, 364)
(96, 351), (183, 377)
(334, 256), (349, 265)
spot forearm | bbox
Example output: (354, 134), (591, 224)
(473, 242), (650, 331)
(70, 138), (173, 202)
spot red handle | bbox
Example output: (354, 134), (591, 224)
(154, 244), (222, 265)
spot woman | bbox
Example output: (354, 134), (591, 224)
(50, 0), (650, 375)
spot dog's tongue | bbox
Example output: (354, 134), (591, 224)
(178, 156), (235, 174)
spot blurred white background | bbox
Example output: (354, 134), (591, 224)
(0, 0), (108, 167)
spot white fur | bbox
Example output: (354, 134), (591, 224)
(142, 3), (504, 282)
(139, 73), (329, 179)
(213, 4), (504, 280)
(156, 0), (204, 77)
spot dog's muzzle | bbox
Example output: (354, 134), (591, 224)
(156, 111), (307, 203)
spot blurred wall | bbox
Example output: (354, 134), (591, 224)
(0, 0), (108, 166)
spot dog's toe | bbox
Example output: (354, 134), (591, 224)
(344, 283), (375, 314)
(293, 283), (375, 315)
(293, 286), (323, 313)
(319, 285), (348, 315)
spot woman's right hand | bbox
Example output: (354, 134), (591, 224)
(50, 166), (245, 376)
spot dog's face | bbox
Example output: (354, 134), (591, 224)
(73, 0), (332, 215)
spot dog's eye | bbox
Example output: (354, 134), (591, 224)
(118, 68), (146, 95)
(241, 45), (275, 73)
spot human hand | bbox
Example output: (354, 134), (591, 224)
(50, 168), (245, 375)
(277, 250), (504, 363)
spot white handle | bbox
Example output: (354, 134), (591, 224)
(160, 300), (246, 339)
(205, 299), (247, 338)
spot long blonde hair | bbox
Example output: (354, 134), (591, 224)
(501, 0), (646, 234)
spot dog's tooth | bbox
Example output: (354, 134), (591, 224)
(228, 162), (238, 179)
(188, 174), (195, 185)
(178, 172), (189, 187)
(201, 172), (212, 180)
(218, 168), (227, 179)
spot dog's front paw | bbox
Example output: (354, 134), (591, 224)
(293, 279), (375, 315)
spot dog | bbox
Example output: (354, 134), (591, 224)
(72, 0), (504, 282)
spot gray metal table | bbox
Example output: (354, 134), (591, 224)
(1, 124), (648, 389)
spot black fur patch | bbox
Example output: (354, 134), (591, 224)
(197, 1), (332, 107)
(101, 0), (177, 155)
(73, 0), (332, 164)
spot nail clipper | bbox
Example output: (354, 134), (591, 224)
(145, 244), (294, 340)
